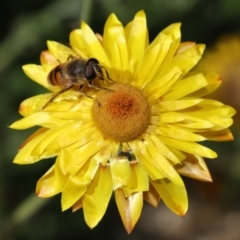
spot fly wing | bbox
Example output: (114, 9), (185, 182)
(57, 43), (80, 63)
(48, 41), (85, 63)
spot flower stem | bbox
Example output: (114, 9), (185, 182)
(11, 193), (50, 225)
(79, 0), (93, 23)
(0, 193), (49, 238)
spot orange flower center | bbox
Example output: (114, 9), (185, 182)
(92, 83), (150, 142)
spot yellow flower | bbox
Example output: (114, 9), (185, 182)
(11, 11), (236, 233)
(196, 35), (240, 124)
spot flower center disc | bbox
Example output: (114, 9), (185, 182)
(92, 83), (150, 142)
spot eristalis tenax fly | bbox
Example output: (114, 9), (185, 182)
(42, 42), (113, 109)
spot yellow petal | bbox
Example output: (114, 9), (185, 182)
(134, 41), (163, 88)
(61, 175), (88, 211)
(18, 90), (84, 117)
(115, 189), (143, 234)
(47, 40), (76, 63)
(182, 105), (236, 129)
(175, 154), (212, 182)
(176, 42), (196, 55)
(103, 13), (128, 73)
(32, 123), (78, 156)
(143, 66), (182, 103)
(51, 110), (91, 121)
(151, 178), (188, 216)
(144, 140), (184, 186)
(122, 163), (149, 196)
(145, 133), (181, 164)
(187, 72), (222, 97)
(61, 157), (99, 211)
(15, 123), (96, 165)
(200, 129), (234, 141)
(209, 117), (234, 129)
(13, 129), (54, 164)
(18, 127), (48, 150)
(135, 23), (181, 89)
(54, 153), (71, 190)
(196, 98), (224, 107)
(156, 98), (203, 112)
(40, 50), (58, 66)
(35, 122), (93, 156)
(111, 158), (131, 190)
(37, 93), (84, 113)
(160, 23), (181, 64)
(160, 112), (214, 129)
(92, 140), (119, 166)
(185, 104), (236, 118)
(57, 148), (75, 175)
(168, 147), (187, 162)
(81, 21), (110, 67)
(17, 93), (53, 117)
(126, 11), (147, 70)
(69, 29), (88, 58)
(72, 198), (82, 212)
(22, 64), (53, 90)
(155, 125), (206, 142)
(124, 20), (131, 41)
(67, 136), (107, 175)
(157, 44), (205, 79)
(143, 182), (161, 208)
(163, 73), (208, 100)
(83, 166), (113, 228)
(36, 165), (62, 197)
(159, 135), (217, 159)
(10, 112), (68, 129)
(129, 141), (164, 180)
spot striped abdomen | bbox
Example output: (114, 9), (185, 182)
(48, 65), (65, 86)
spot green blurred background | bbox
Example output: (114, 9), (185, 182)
(1, 0), (240, 239)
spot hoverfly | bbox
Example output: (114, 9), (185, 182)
(42, 43), (112, 109)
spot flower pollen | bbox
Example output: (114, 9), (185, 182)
(92, 83), (150, 142)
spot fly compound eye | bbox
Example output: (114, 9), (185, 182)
(85, 59), (98, 80)
(88, 58), (99, 65)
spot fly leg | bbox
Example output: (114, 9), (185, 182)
(88, 81), (114, 92)
(98, 66), (115, 83)
(42, 84), (74, 109)
(78, 84), (94, 99)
